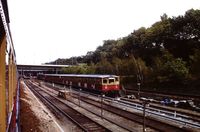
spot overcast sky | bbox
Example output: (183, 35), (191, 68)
(7, 0), (200, 65)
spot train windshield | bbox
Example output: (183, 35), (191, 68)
(103, 79), (107, 84)
(109, 78), (115, 83)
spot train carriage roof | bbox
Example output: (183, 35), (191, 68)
(40, 74), (118, 78)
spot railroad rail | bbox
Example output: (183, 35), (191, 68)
(125, 89), (200, 113)
(125, 89), (200, 101)
(72, 93), (199, 131)
(31, 81), (139, 131)
(32, 79), (200, 131)
(24, 80), (111, 132)
(40, 80), (200, 129)
(120, 97), (200, 123)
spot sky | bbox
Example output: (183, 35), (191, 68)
(7, 0), (200, 65)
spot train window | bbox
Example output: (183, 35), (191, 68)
(115, 77), (119, 82)
(109, 79), (114, 83)
(103, 79), (107, 84)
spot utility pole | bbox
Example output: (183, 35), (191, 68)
(133, 56), (143, 100)
(143, 101), (149, 132)
(137, 82), (141, 99)
(79, 88), (82, 106)
(69, 85), (72, 96)
(101, 94), (105, 119)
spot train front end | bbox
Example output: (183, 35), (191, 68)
(101, 75), (120, 96)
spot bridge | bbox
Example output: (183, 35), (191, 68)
(17, 64), (69, 77)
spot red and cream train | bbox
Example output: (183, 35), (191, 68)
(37, 74), (120, 95)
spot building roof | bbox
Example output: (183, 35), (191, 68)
(17, 64), (69, 70)
(41, 74), (118, 78)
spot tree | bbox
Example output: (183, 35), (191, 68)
(190, 49), (200, 78)
(162, 58), (189, 81)
(152, 50), (189, 84)
(164, 9), (200, 60)
(112, 57), (122, 75)
(95, 59), (114, 74)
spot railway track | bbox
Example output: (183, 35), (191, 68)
(125, 89), (200, 115)
(40, 80), (200, 127)
(29, 80), (134, 131)
(71, 93), (198, 132)
(32, 80), (200, 131)
(125, 89), (200, 101)
(119, 97), (200, 123)
(24, 80), (111, 132)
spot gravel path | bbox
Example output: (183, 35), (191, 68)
(20, 81), (63, 132)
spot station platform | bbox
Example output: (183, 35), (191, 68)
(20, 81), (62, 132)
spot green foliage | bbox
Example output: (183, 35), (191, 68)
(95, 59), (114, 74)
(190, 49), (200, 78)
(49, 9), (200, 90)
(61, 64), (95, 74)
(162, 58), (189, 81)
(152, 51), (189, 83)
(120, 57), (137, 75)
(136, 57), (150, 79)
(111, 57), (123, 75)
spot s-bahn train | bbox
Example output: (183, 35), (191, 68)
(37, 74), (120, 96)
